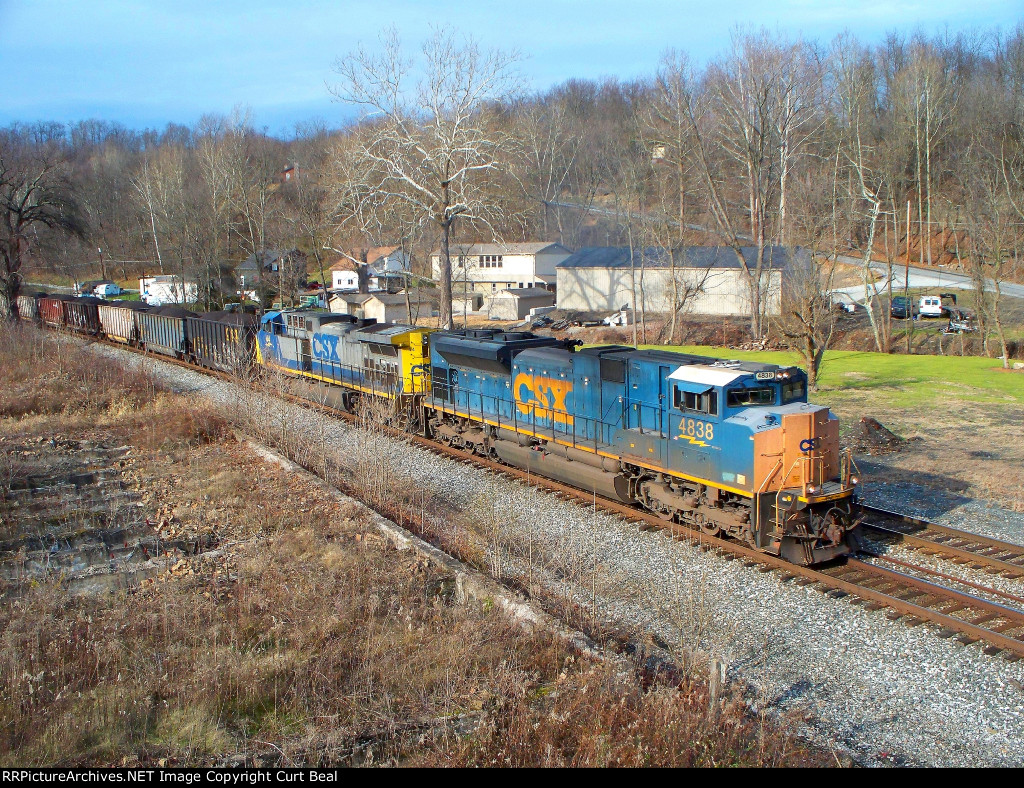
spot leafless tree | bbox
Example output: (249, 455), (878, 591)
(0, 129), (86, 318)
(331, 27), (522, 329)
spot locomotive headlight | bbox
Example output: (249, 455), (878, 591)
(807, 485), (818, 494)
(850, 476), (859, 485)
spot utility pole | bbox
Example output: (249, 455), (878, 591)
(905, 200), (912, 355)
(98, 247), (106, 281)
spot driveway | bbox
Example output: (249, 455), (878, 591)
(831, 255), (1024, 302)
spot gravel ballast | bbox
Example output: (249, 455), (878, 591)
(89, 342), (1024, 767)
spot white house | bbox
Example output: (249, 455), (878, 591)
(139, 275), (198, 306)
(430, 243), (571, 294)
(329, 246), (411, 290)
(555, 246), (803, 317)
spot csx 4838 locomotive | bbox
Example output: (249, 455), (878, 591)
(256, 314), (859, 566)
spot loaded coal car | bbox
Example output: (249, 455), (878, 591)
(138, 306), (196, 358)
(64, 296), (106, 335)
(256, 310), (434, 411)
(16, 292), (48, 322)
(99, 301), (149, 345)
(187, 311), (258, 372)
(38, 295), (74, 328)
(422, 331), (859, 565)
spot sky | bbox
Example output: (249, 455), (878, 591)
(0, 0), (1020, 136)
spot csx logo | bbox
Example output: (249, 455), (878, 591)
(513, 373), (573, 427)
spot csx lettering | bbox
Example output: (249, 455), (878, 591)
(679, 418), (713, 442)
(513, 373), (574, 427)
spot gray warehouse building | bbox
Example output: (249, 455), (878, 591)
(555, 246), (805, 317)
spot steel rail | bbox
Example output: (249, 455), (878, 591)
(860, 504), (1024, 578)
(63, 331), (1024, 659)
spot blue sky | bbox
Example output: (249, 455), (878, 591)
(0, 0), (1020, 135)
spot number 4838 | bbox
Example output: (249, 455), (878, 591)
(680, 418), (714, 441)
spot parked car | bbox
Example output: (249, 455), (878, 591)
(890, 296), (919, 320)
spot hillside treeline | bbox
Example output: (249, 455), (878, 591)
(2, 26), (1023, 345)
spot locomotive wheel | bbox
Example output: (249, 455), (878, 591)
(695, 513), (720, 537)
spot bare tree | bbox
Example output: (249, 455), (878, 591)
(0, 129), (86, 318)
(331, 27), (522, 329)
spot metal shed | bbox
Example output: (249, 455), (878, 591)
(138, 306), (197, 358)
(485, 287), (556, 321)
(554, 246), (800, 316)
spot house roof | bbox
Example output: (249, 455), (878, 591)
(330, 246), (402, 271)
(238, 249), (304, 271)
(490, 287), (556, 299)
(327, 291), (374, 304)
(432, 242), (571, 258)
(366, 246), (400, 265)
(556, 246), (806, 270)
(369, 292), (436, 306)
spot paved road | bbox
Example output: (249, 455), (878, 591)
(832, 255), (1024, 302)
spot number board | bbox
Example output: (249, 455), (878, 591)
(755, 371), (776, 381)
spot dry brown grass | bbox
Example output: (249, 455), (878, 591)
(0, 326), (829, 767)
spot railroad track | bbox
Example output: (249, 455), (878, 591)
(859, 505), (1024, 579)
(81, 333), (1024, 661)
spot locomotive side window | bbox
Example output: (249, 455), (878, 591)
(673, 387), (718, 416)
(726, 386), (776, 407)
(781, 380), (806, 404)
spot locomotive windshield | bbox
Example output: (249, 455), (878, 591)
(726, 386), (776, 407)
(781, 379), (807, 404)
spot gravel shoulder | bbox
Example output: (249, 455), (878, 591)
(89, 341), (1024, 768)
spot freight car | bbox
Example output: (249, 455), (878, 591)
(15, 292), (47, 322)
(63, 296), (105, 335)
(138, 306), (196, 358)
(187, 311), (258, 372)
(98, 301), (149, 345)
(421, 329), (858, 565)
(38, 295), (73, 328)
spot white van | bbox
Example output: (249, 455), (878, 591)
(919, 295), (948, 318)
(94, 283), (122, 297)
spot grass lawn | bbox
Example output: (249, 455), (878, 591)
(638, 344), (1024, 409)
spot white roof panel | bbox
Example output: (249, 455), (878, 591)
(667, 365), (747, 386)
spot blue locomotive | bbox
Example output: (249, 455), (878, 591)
(423, 329), (859, 565)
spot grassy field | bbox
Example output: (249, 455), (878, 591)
(641, 345), (1024, 408)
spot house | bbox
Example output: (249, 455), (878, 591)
(327, 290), (437, 323)
(329, 259), (362, 291)
(363, 292), (438, 324)
(326, 291), (374, 316)
(430, 243), (571, 294)
(236, 249), (308, 290)
(329, 247), (412, 291)
(555, 246), (803, 317)
(485, 287), (557, 321)
(139, 275), (198, 306)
